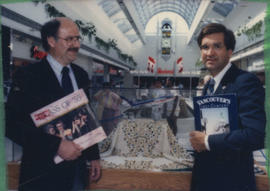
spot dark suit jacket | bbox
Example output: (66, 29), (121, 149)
(6, 58), (100, 191)
(191, 64), (266, 191)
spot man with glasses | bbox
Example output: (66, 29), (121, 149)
(6, 17), (100, 191)
(189, 23), (266, 191)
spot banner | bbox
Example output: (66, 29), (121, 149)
(147, 56), (156, 73)
(176, 56), (183, 73)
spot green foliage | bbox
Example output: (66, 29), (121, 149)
(32, 0), (46, 5)
(45, 4), (65, 17)
(195, 59), (203, 67)
(119, 53), (128, 62)
(95, 36), (110, 52)
(128, 56), (137, 67)
(75, 20), (96, 41)
(237, 20), (263, 41)
(108, 39), (117, 49)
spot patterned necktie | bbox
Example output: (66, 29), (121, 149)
(61, 66), (74, 95)
(206, 78), (215, 95)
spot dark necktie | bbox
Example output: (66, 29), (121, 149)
(206, 78), (215, 95)
(61, 66), (74, 95)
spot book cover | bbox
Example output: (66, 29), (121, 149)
(30, 89), (107, 164)
(193, 94), (238, 135)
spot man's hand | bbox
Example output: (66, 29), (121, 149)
(90, 159), (101, 182)
(57, 139), (82, 160)
(190, 131), (207, 152)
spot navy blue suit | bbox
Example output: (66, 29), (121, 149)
(191, 64), (266, 191)
(6, 59), (100, 191)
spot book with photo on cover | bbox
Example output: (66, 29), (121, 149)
(30, 89), (107, 164)
(193, 94), (238, 135)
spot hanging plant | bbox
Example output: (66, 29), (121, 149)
(95, 37), (110, 52)
(119, 53), (128, 62)
(244, 20), (263, 41)
(128, 56), (134, 63)
(75, 20), (96, 42)
(108, 39), (117, 49)
(45, 4), (65, 18)
(32, 0), (47, 5)
(75, 21), (96, 36)
(236, 20), (263, 41)
(128, 56), (137, 67)
(86, 23), (96, 36)
(75, 20), (84, 29)
(87, 33), (93, 42)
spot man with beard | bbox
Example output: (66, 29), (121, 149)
(6, 17), (101, 191)
(189, 23), (265, 191)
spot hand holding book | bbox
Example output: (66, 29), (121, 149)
(57, 139), (82, 161)
(30, 89), (107, 164)
(193, 94), (238, 135)
(189, 131), (207, 152)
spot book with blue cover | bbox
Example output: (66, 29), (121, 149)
(193, 94), (238, 135)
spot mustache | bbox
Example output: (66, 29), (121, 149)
(68, 48), (79, 52)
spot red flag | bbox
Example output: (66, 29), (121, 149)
(147, 56), (156, 73)
(148, 56), (156, 64)
(178, 66), (183, 73)
(176, 57), (183, 64)
(176, 57), (183, 73)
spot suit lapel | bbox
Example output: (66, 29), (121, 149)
(71, 64), (82, 88)
(214, 64), (239, 95)
(40, 59), (66, 99)
(71, 64), (89, 90)
(201, 64), (240, 96)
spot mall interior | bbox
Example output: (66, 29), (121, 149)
(2, 0), (268, 190)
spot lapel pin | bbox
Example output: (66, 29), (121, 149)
(222, 86), (226, 90)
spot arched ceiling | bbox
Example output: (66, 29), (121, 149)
(97, 0), (242, 44)
(131, 0), (201, 29)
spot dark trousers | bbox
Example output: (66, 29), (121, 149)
(71, 160), (88, 191)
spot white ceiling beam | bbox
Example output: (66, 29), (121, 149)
(186, 0), (211, 45)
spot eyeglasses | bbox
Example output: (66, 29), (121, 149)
(57, 36), (83, 44)
(200, 43), (225, 51)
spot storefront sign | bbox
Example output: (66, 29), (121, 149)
(157, 67), (174, 74)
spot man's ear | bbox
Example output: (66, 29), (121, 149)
(47, 36), (56, 48)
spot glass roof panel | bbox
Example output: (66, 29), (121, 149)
(98, 0), (121, 17)
(213, 1), (238, 17)
(98, 0), (204, 44)
(132, 0), (201, 29)
(98, 0), (139, 43)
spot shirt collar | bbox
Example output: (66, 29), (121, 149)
(212, 63), (231, 91)
(47, 54), (72, 75)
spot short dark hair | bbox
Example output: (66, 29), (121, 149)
(41, 19), (61, 51)
(197, 23), (236, 51)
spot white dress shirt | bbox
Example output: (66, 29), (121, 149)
(47, 54), (79, 91)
